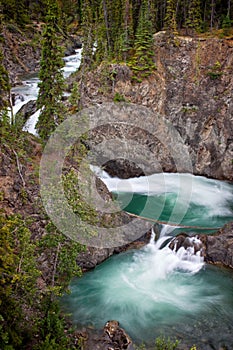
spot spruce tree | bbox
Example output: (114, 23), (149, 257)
(165, 0), (178, 34)
(0, 16), (12, 125)
(36, 0), (66, 141)
(129, 0), (156, 81)
(185, 0), (202, 33)
(120, 0), (134, 62)
(81, 0), (95, 70)
(0, 49), (10, 119)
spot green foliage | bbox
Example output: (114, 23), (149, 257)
(1, 0), (30, 27)
(80, 0), (95, 70)
(128, 0), (156, 81)
(68, 82), (81, 113)
(0, 48), (11, 121)
(36, 222), (85, 349)
(154, 336), (179, 350)
(63, 168), (98, 226)
(36, 0), (66, 141)
(207, 61), (223, 80)
(113, 92), (127, 102)
(165, 0), (178, 35)
(222, 15), (232, 36)
(0, 213), (40, 348)
(185, 0), (202, 33)
(135, 336), (179, 350)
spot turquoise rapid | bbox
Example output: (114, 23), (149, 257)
(62, 172), (233, 349)
(101, 171), (233, 231)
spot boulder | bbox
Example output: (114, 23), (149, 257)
(15, 100), (37, 128)
(84, 320), (134, 350)
(168, 222), (233, 269)
(169, 233), (205, 256)
(104, 159), (145, 179)
(200, 222), (233, 268)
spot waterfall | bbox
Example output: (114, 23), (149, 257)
(62, 171), (233, 348)
(94, 169), (233, 229)
(11, 48), (82, 135)
(148, 225), (204, 275)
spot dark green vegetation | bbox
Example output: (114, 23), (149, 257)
(79, 0), (233, 71)
(36, 0), (66, 140)
(0, 0), (233, 349)
(0, 125), (91, 349)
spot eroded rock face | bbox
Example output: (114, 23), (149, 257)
(169, 233), (206, 257)
(200, 222), (233, 268)
(73, 33), (233, 181)
(168, 223), (233, 269)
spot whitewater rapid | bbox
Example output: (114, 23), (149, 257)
(11, 48), (82, 134)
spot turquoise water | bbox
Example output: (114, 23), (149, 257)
(113, 191), (233, 234)
(63, 173), (233, 348)
(63, 246), (233, 348)
(104, 172), (233, 232)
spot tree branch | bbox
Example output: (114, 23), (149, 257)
(12, 149), (26, 187)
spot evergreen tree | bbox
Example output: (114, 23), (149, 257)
(0, 16), (12, 125)
(36, 0), (66, 141)
(165, 0), (178, 34)
(185, 0), (202, 32)
(129, 0), (156, 81)
(81, 0), (95, 70)
(95, 0), (109, 63)
(222, 14), (232, 35)
(0, 49), (10, 120)
(0, 214), (40, 348)
(95, 0), (123, 62)
(120, 0), (134, 61)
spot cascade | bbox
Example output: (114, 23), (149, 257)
(62, 170), (233, 349)
(10, 48), (82, 134)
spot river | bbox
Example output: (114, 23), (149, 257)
(11, 51), (233, 349)
(62, 171), (233, 349)
(10, 48), (82, 134)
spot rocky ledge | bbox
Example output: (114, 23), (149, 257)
(169, 222), (233, 269)
(83, 320), (134, 350)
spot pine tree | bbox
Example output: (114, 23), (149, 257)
(0, 214), (40, 348)
(36, 0), (66, 141)
(81, 0), (95, 70)
(0, 49), (10, 119)
(129, 0), (156, 81)
(185, 0), (202, 32)
(120, 0), (134, 62)
(0, 16), (12, 125)
(165, 0), (178, 34)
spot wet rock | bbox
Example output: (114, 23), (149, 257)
(76, 230), (151, 271)
(84, 321), (134, 350)
(104, 159), (145, 179)
(200, 222), (233, 268)
(15, 100), (37, 127)
(74, 33), (233, 181)
(169, 222), (233, 269)
(76, 247), (114, 271)
(169, 234), (205, 256)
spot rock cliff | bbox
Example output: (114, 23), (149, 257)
(71, 32), (233, 181)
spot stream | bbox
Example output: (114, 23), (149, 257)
(11, 48), (82, 134)
(62, 172), (233, 349)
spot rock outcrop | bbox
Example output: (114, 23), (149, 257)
(71, 32), (233, 181)
(168, 223), (233, 269)
(84, 320), (134, 350)
(2, 23), (82, 85)
(200, 222), (233, 268)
